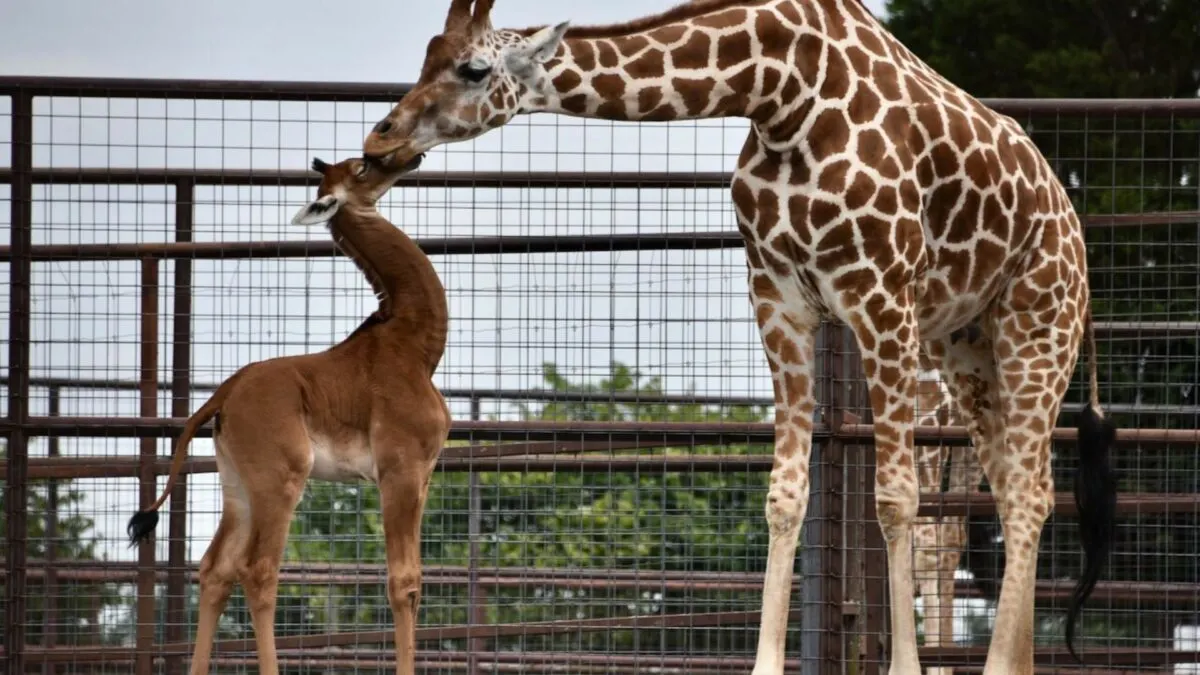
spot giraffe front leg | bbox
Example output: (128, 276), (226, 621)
(913, 516), (948, 674)
(749, 283), (819, 675)
(848, 302), (924, 675)
(913, 364), (954, 675)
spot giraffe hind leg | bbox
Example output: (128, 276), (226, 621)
(926, 300), (1078, 675)
(912, 364), (961, 675)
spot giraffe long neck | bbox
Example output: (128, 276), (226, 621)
(526, 0), (869, 137)
(329, 207), (448, 371)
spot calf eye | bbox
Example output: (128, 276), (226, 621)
(457, 62), (492, 83)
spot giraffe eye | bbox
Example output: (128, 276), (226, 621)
(457, 62), (492, 83)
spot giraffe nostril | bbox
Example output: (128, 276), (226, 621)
(373, 118), (394, 135)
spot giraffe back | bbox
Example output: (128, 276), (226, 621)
(730, 0), (1088, 343)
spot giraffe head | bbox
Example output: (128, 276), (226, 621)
(290, 153), (424, 226)
(362, 0), (569, 167)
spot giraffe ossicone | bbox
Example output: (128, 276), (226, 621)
(363, 1), (1121, 673)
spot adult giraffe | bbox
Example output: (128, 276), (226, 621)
(361, 0), (1119, 672)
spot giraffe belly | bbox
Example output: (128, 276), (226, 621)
(915, 239), (1024, 341)
(913, 294), (989, 342)
(309, 432), (378, 483)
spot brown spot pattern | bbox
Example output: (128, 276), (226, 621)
(626, 49), (666, 79)
(717, 31), (753, 70)
(809, 109), (851, 160)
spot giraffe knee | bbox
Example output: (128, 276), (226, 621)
(197, 555), (236, 601)
(388, 567), (422, 616)
(942, 518), (967, 551)
(764, 479), (809, 537)
(999, 487), (1053, 537)
(239, 557), (281, 613)
(875, 483), (919, 542)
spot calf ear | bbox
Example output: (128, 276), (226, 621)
(290, 194), (343, 225)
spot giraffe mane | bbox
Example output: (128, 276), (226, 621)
(510, 0), (869, 39)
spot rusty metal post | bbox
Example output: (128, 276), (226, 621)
(802, 323), (845, 675)
(820, 323), (846, 674)
(164, 179), (194, 675)
(467, 395), (486, 670)
(832, 323), (882, 675)
(5, 87), (34, 675)
(136, 260), (161, 675)
(42, 387), (62, 675)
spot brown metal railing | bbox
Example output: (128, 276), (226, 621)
(4, 76), (1200, 674)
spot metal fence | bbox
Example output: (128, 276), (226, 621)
(1, 76), (1200, 674)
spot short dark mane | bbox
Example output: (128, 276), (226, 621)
(337, 311), (387, 345)
(512, 0), (752, 39)
(511, 0), (867, 39)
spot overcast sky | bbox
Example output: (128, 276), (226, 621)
(1, 0), (888, 81)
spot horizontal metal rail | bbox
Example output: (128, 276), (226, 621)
(3, 453), (1198, 515)
(0, 167), (739, 188)
(0, 232), (746, 261)
(9, 633), (1189, 669)
(1, 227), (1197, 261)
(9, 375), (1200, 414)
(5, 75), (1200, 116)
(16, 609), (799, 660)
(6, 646), (801, 673)
(5, 414), (1198, 447)
(0, 416), (785, 443)
(11, 559), (1198, 606)
(919, 646), (1200, 668)
(0, 76), (416, 101)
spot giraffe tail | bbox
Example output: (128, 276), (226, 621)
(125, 371), (241, 546)
(1064, 307), (1119, 664)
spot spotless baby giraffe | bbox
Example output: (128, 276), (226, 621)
(361, 0), (1119, 672)
(128, 154), (449, 675)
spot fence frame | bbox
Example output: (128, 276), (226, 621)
(4, 75), (1200, 673)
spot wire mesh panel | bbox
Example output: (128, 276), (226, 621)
(841, 107), (1200, 675)
(0, 80), (811, 675)
(1, 78), (1199, 675)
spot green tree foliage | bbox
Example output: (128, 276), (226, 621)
(885, 0), (1200, 99)
(885, 0), (1200, 647)
(0, 442), (119, 648)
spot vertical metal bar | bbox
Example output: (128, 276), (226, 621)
(844, 438), (866, 675)
(164, 179), (194, 675)
(821, 324), (846, 674)
(834, 324), (882, 675)
(42, 387), (61, 675)
(839, 326), (866, 675)
(801, 325), (827, 675)
(467, 395), (484, 671)
(5, 87), (34, 675)
(136, 260), (160, 675)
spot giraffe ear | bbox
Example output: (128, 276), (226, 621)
(290, 193), (344, 226)
(517, 21), (569, 65)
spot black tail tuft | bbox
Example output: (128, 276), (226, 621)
(961, 513), (1005, 600)
(126, 510), (160, 547)
(1065, 405), (1119, 663)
